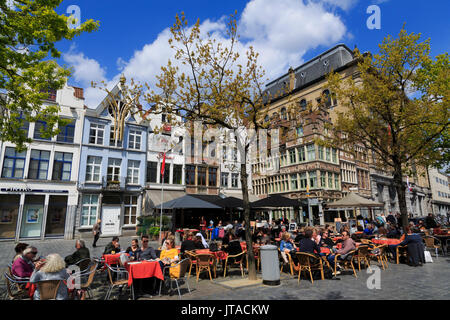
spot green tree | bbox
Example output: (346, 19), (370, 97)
(144, 12), (272, 280)
(326, 27), (449, 229)
(0, 0), (99, 151)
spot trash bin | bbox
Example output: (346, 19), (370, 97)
(260, 245), (280, 286)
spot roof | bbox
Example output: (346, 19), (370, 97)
(325, 192), (384, 208)
(250, 194), (302, 208)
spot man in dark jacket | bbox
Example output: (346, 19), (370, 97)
(389, 227), (425, 266)
(425, 213), (437, 229)
(298, 229), (321, 256)
(65, 240), (90, 268)
(103, 236), (120, 255)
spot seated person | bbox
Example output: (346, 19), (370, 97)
(298, 229), (321, 256)
(195, 233), (209, 249)
(125, 239), (142, 260)
(389, 226), (425, 266)
(377, 226), (388, 238)
(223, 234), (243, 264)
(326, 231), (356, 273)
(294, 228), (306, 243)
(103, 236), (120, 255)
(64, 239), (90, 267)
(161, 232), (174, 250)
(280, 232), (297, 256)
(349, 224), (357, 235)
(159, 239), (180, 278)
(319, 231), (335, 248)
(363, 224), (374, 235)
(12, 242), (29, 263)
(29, 253), (69, 300)
(180, 232), (197, 254)
(139, 235), (158, 260)
(12, 246), (38, 278)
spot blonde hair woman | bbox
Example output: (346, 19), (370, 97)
(30, 253), (69, 300)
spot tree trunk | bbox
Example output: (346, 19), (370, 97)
(241, 160), (257, 280)
(393, 161), (408, 232)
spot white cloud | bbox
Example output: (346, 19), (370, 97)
(319, 0), (359, 11)
(64, 0), (351, 107)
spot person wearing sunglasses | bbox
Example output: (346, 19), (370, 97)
(139, 235), (158, 260)
(11, 246), (38, 278)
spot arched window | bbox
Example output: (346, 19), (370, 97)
(299, 99), (307, 111)
(281, 107), (287, 120)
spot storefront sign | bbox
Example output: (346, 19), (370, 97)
(0, 188), (69, 193)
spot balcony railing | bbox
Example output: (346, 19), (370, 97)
(102, 176), (126, 191)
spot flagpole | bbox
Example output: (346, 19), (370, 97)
(159, 152), (165, 248)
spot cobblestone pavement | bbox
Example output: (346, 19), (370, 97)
(1, 237), (449, 300)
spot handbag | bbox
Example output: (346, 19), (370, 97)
(424, 250), (433, 263)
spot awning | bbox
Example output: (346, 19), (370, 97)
(158, 195), (223, 209)
(250, 194), (302, 209)
(325, 192), (384, 208)
(221, 191), (260, 202)
(215, 196), (244, 209)
(144, 190), (186, 208)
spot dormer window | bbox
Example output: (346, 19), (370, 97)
(299, 99), (307, 111)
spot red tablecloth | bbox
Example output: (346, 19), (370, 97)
(372, 239), (401, 245)
(194, 249), (228, 261)
(125, 261), (164, 287)
(320, 247), (331, 254)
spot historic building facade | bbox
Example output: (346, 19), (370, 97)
(0, 84), (85, 241)
(428, 167), (450, 218)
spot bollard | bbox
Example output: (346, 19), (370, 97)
(260, 245), (280, 286)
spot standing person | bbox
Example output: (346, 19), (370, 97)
(92, 219), (101, 248)
(199, 216), (207, 238)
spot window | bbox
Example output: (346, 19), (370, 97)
(107, 158), (121, 182)
(128, 130), (141, 150)
(186, 165), (196, 185)
(332, 148), (338, 163)
(86, 156), (102, 182)
(146, 161), (158, 183)
(299, 99), (307, 111)
(232, 147), (238, 162)
(334, 173), (340, 190)
(309, 171), (317, 188)
(127, 160), (140, 184)
(89, 123), (104, 145)
(289, 149), (296, 164)
(124, 195), (138, 225)
(326, 147), (331, 161)
(208, 167), (217, 187)
(197, 167), (206, 186)
(57, 119), (75, 143)
(221, 172), (229, 187)
(281, 107), (287, 120)
(296, 126), (303, 137)
(52, 152), (72, 181)
(34, 120), (51, 140)
(17, 113), (29, 137)
(318, 145), (324, 160)
(297, 146), (305, 162)
(231, 173), (239, 188)
(299, 173), (307, 189)
(173, 164), (183, 184)
(1, 147), (26, 178)
(161, 163), (170, 184)
(28, 150), (50, 179)
(222, 146), (227, 161)
(109, 126), (122, 147)
(320, 171), (326, 188)
(264, 115), (269, 122)
(291, 174), (298, 190)
(328, 172), (333, 189)
(307, 144), (315, 161)
(81, 195), (98, 226)
(323, 89), (332, 107)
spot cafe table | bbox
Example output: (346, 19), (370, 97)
(372, 238), (401, 246)
(432, 233), (450, 255)
(124, 260), (164, 287)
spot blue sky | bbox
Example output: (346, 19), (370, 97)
(54, 0), (450, 107)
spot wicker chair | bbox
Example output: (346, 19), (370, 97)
(423, 236), (443, 257)
(104, 263), (134, 300)
(196, 253), (216, 282)
(295, 252), (325, 284)
(184, 250), (197, 278)
(159, 258), (192, 299)
(278, 248), (294, 276)
(3, 272), (30, 300)
(354, 245), (372, 271)
(223, 251), (246, 278)
(36, 280), (62, 300)
(370, 244), (388, 270)
(331, 250), (358, 278)
(396, 245), (408, 264)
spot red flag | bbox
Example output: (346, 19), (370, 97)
(387, 124), (391, 136)
(160, 153), (166, 176)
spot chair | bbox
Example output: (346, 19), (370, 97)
(195, 254), (216, 282)
(354, 245), (372, 271)
(368, 245), (388, 270)
(223, 251), (246, 278)
(3, 272), (30, 300)
(360, 239), (372, 245)
(246, 247), (261, 272)
(72, 261), (98, 300)
(74, 258), (92, 273)
(36, 280), (62, 300)
(278, 248), (294, 276)
(396, 245), (408, 264)
(184, 250), (198, 279)
(332, 250), (358, 278)
(423, 236), (443, 257)
(104, 263), (134, 300)
(295, 252), (325, 285)
(159, 258), (192, 299)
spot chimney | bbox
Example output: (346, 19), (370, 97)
(288, 67), (296, 91)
